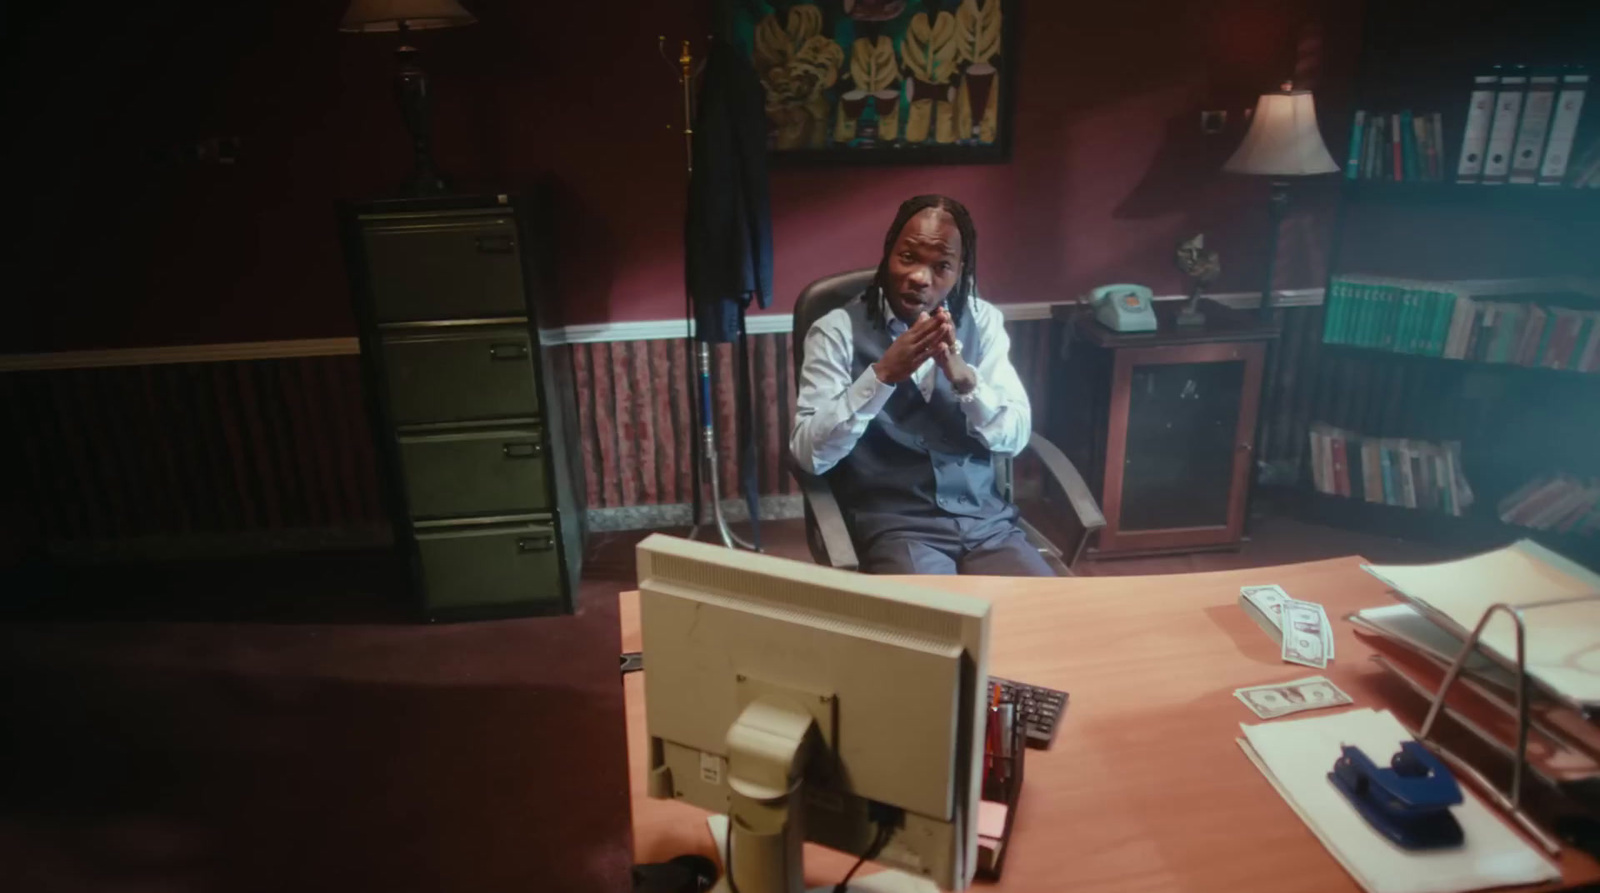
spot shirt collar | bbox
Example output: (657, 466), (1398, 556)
(875, 290), (980, 332)
(877, 289), (912, 335)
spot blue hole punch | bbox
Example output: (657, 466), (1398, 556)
(1329, 741), (1465, 850)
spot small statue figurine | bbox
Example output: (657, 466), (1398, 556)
(1175, 233), (1221, 327)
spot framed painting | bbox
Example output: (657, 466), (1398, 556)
(728, 0), (1017, 165)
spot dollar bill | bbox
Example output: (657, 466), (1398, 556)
(1240, 584), (1336, 662)
(1317, 603), (1335, 661)
(1235, 675), (1353, 719)
(1281, 598), (1329, 669)
(1240, 584), (1290, 638)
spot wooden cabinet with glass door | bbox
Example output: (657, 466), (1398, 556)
(1048, 299), (1277, 558)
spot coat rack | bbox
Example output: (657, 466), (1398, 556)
(660, 35), (757, 552)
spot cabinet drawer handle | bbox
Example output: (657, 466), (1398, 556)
(503, 442), (543, 458)
(517, 535), (554, 553)
(476, 235), (515, 254)
(489, 342), (528, 360)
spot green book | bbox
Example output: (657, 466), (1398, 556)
(1356, 281), (1369, 348)
(1322, 278), (1342, 343)
(1333, 278), (1352, 344)
(1347, 279), (1364, 345)
(1430, 289), (1456, 356)
(1401, 110), (1419, 182)
(1420, 287), (1441, 355)
(1405, 287), (1427, 354)
(1420, 288), (1446, 358)
(1408, 286), (1428, 354)
(1376, 284), (1401, 352)
(1363, 283), (1376, 350)
(1398, 285), (1421, 354)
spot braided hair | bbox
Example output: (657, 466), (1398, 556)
(867, 194), (979, 328)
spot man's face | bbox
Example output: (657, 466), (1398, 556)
(885, 208), (962, 323)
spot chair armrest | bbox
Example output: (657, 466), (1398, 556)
(787, 456), (859, 571)
(1026, 431), (1106, 532)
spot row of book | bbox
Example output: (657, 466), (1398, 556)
(1498, 475), (1600, 536)
(1455, 65), (1590, 187)
(1322, 274), (1600, 371)
(1346, 110), (1447, 182)
(1308, 423), (1475, 516)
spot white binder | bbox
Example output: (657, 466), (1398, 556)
(1509, 73), (1559, 184)
(1481, 70), (1528, 184)
(1455, 74), (1499, 183)
(1538, 71), (1589, 185)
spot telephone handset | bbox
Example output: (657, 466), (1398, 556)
(1089, 283), (1157, 332)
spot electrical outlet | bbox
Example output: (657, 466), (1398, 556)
(190, 136), (240, 164)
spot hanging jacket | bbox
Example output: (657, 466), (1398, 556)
(685, 36), (773, 343)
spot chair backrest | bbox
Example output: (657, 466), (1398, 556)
(790, 268), (877, 376)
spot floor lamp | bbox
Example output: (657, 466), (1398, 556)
(1223, 82), (1341, 320)
(340, 0), (477, 197)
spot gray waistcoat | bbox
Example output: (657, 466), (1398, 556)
(830, 296), (1008, 524)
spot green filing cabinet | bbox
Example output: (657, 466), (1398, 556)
(341, 193), (585, 621)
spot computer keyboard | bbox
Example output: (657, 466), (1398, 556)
(989, 676), (1070, 750)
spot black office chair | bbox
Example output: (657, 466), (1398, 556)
(786, 269), (1107, 575)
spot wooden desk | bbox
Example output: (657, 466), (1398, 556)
(621, 557), (1600, 892)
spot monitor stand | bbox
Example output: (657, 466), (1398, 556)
(706, 816), (938, 893)
(713, 692), (938, 893)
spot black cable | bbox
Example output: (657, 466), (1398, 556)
(833, 821), (893, 893)
(725, 806), (894, 893)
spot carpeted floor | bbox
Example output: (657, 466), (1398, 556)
(0, 514), (1460, 893)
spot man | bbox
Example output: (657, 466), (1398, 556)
(790, 195), (1052, 576)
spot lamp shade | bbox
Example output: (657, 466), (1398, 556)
(340, 0), (476, 32)
(1223, 87), (1340, 177)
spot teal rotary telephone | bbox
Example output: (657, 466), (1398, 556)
(1090, 284), (1157, 332)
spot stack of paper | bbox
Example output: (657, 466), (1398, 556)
(1361, 539), (1600, 709)
(1239, 708), (1560, 893)
(1350, 540), (1600, 803)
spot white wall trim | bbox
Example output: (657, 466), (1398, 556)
(0, 286), (1331, 371)
(8, 275), (1598, 372)
(0, 337), (361, 372)
(539, 287), (1327, 343)
(585, 495), (804, 532)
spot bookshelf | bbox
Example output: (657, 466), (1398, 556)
(1325, 343), (1599, 381)
(1343, 181), (1600, 218)
(1297, 489), (1600, 568)
(1300, 0), (1600, 569)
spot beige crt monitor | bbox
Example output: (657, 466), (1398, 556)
(637, 534), (991, 893)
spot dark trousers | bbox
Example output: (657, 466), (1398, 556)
(850, 509), (1056, 577)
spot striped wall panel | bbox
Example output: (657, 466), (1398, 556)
(1, 356), (385, 552)
(1, 305), (1326, 555)
(568, 321), (1061, 510)
(570, 334), (801, 509)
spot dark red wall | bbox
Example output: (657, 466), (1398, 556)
(2, 0), (1360, 352)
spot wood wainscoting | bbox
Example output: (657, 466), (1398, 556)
(1, 302), (1325, 561)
